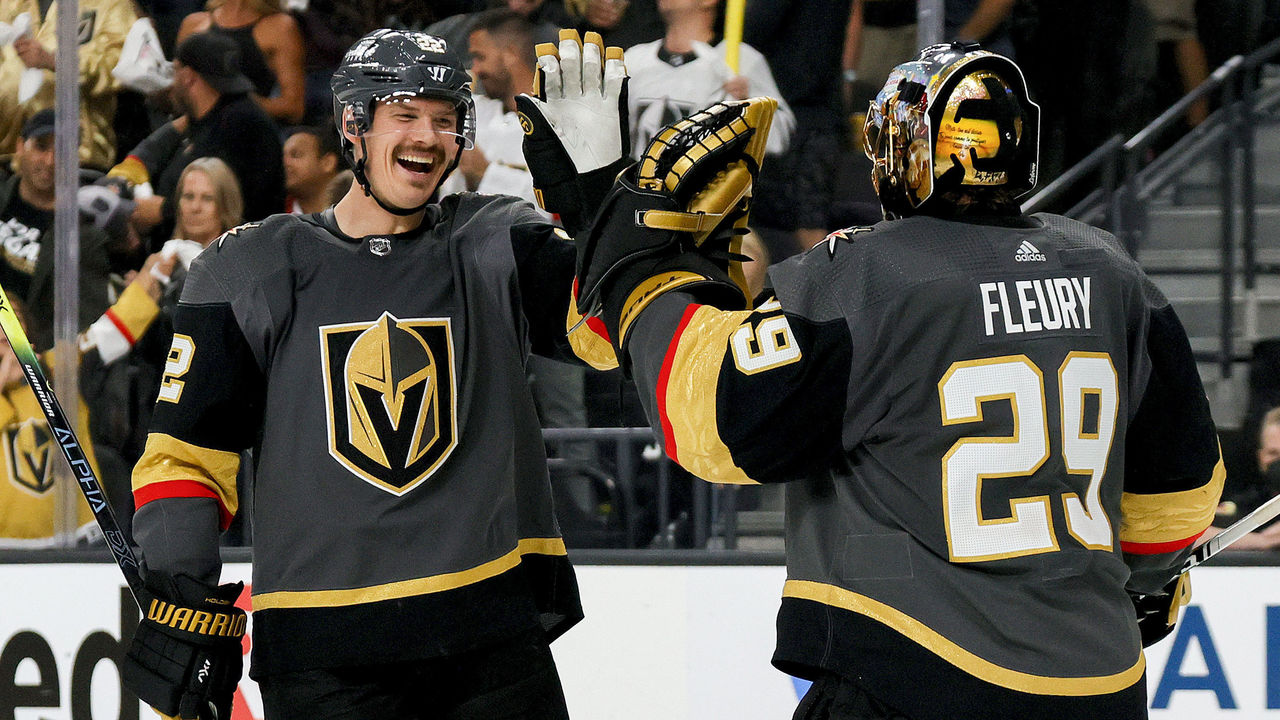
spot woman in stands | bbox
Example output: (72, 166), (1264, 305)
(176, 0), (306, 124)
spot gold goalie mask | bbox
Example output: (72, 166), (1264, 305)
(863, 43), (1040, 219)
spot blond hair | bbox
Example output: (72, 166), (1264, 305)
(172, 157), (245, 241)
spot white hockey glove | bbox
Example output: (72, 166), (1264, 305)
(519, 29), (628, 172)
(515, 30), (630, 233)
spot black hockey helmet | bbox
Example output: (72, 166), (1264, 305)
(330, 29), (476, 212)
(863, 42), (1039, 219)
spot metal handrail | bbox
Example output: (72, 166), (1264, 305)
(1125, 56), (1243, 156)
(1019, 38), (1280, 380)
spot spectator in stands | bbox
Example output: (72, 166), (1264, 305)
(0, 0), (139, 170)
(176, 0), (306, 124)
(564, 0), (663, 48)
(76, 184), (181, 527)
(1141, 0), (1210, 128)
(842, 0), (916, 120)
(283, 126), (341, 215)
(625, 0), (794, 160)
(744, 0), (853, 259)
(109, 31), (283, 250)
(457, 9), (545, 199)
(946, 0), (1017, 57)
(78, 181), (148, 277)
(463, 10), (605, 529)
(1202, 407), (1280, 550)
(164, 156), (244, 276)
(0, 250), (173, 547)
(0, 110), (113, 352)
(426, 0), (564, 60)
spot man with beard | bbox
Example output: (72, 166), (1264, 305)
(457, 9), (543, 199)
(107, 31), (284, 250)
(282, 126), (342, 215)
(120, 27), (630, 719)
(0, 109), (112, 351)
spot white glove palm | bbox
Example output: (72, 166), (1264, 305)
(519, 30), (628, 173)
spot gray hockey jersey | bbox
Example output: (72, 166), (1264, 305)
(620, 213), (1223, 719)
(131, 193), (597, 676)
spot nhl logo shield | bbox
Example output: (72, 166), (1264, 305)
(320, 313), (457, 495)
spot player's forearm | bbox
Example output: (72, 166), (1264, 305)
(131, 496), (225, 586)
(626, 291), (847, 485)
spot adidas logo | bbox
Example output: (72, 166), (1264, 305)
(1014, 240), (1046, 262)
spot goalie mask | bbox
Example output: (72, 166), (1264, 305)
(863, 43), (1039, 219)
(330, 29), (477, 214)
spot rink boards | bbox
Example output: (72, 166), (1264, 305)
(0, 560), (1276, 719)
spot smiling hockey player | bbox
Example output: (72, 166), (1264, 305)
(121, 27), (629, 719)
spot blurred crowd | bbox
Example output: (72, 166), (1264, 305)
(0, 0), (1278, 549)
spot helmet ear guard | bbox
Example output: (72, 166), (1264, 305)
(863, 43), (1040, 219)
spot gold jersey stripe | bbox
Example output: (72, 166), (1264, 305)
(662, 306), (758, 485)
(252, 537), (568, 610)
(131, 433), (240, 516)
(1119, 455), (1225, 544)
(783, 580), (1146, 696)
(566, 292), (619, 371)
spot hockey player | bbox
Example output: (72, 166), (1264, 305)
(573, 44), (1223, 719)
(120, 28), (628, 719)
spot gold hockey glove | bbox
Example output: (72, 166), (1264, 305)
(574, 97), (777, 352)
(123, 572), (247, 720)
(515, 30), (630, 234)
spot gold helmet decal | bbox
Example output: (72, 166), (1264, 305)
(320, 313), (457, 495)
(933, 70), (1020, 187)
(3, 418), (55, 494)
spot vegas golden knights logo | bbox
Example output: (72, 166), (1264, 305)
(3, 418), (55, 494)
(320, 313), (457, 495)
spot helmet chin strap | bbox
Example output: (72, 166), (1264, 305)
(350, 134), (462, 218)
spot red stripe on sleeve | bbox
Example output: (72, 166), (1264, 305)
(586, 315), (611, 343)
(1120, 534), (1201, 555)
(572, 278), (613, 344)
(655, 304), (701, 464)
(104, 308), (136, 345)
(134, 480), (234, 530)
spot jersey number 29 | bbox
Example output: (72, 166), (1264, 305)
(938, 352), (1117, 562)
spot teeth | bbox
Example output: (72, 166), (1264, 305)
(397, 153), (434, 165)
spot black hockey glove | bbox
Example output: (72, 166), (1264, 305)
(515, 29), (630, 235)
(123, 572), (247, 720)
(1130, 572), (1191, 647)
(574, 97), (778, 352)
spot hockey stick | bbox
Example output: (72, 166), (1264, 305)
(0, 284), (143, 603)
(1184, 492), (1280, 571)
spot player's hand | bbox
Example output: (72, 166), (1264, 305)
(122, 572), (246, 720)
(516, 29), (628, 175)
(574, 97), (777, 350)
(1131, 572), (1191, 647)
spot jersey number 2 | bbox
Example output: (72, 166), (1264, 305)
(158, 334), (195, 404)
(938, 352), (1117, 562)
